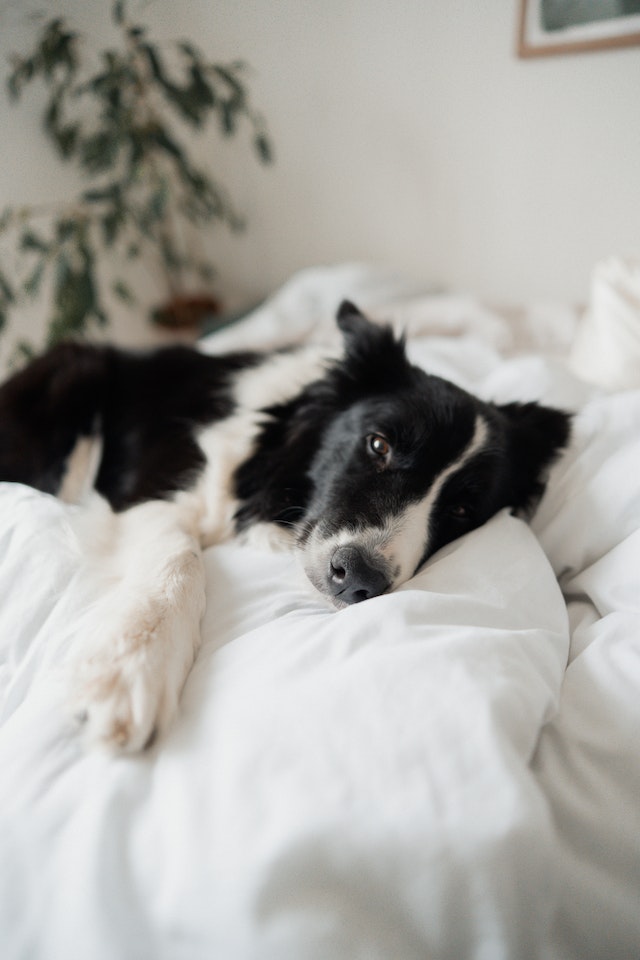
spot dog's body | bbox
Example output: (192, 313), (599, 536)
(0, 302), (571, 750)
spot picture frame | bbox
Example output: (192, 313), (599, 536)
(517, 0), (640, 57)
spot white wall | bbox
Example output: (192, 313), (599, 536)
(203, 0), (640, 304)
(1, 0), (639, 356)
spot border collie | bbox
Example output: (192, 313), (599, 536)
(0, 302), (570, 750)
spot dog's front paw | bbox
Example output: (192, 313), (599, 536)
(70, 606), (198, 753)
(72, 657), (173, 753)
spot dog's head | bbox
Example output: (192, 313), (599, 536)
(296, 301), (571, 605)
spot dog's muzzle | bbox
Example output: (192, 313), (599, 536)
(327, 544), (390, 604)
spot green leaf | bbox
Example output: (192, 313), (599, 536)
(141, 42), (164, 84)
(38, 19), (78, 79)
(56, 123), (80, 159)
(159, 235), (183, 272)
(197, 262), (216, 283)
(20, 230), (50, 254)
(23, 261), (46, 298)
(142, 43), (209, 127)
(11, 340), (36, 368)
(112, 279), (134, 304)
(47, 228), (105, 344)
(80, 131), (120, 173)
(147, 184), (168, 223)
(254, 132), (273, 164)
(0, 269), (15, 303)
(220, 102), (236, 136)
(101, 210), (120, 246)
(212, 64), (246, 101)
(188, 64), (215, 111)
(7, 57), (35, 100)
(177, 42), (198, 58)
(56, 218), (78, 243)
(82, 184), (119, 204)
(149, 126), (184, 162)
(43, 89), (80, 159)
(43, 93), (61, 131)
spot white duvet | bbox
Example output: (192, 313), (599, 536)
(1, 265), (639, 960)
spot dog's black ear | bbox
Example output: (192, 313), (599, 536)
(336, 299), (369, 332)
(334, 301), (411, 392)
(498, 401), (571, 512)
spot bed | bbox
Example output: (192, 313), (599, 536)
(1, 261), (639, 960)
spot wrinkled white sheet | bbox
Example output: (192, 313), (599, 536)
(1, 265), (639, 960)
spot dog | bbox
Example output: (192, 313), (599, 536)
(0, 301), (571, 750)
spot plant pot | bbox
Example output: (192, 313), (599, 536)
(151, 293), (222, 330)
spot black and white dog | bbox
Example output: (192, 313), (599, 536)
(0, 301), (570, 750)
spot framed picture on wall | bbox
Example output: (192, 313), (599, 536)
(518, 0), (640, 57)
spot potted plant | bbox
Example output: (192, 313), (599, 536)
(0, 0), (273, 362)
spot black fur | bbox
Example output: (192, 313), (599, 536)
(0, 342), (260, 510)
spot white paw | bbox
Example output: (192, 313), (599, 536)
(70, 604), (199, 753)
(72, 660), (174, 753)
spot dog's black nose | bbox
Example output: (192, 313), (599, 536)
(329, 545), (390, 604)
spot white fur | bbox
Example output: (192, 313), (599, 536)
(59, 435), (103, 504)
(68, 495), (206, 752)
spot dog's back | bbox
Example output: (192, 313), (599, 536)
(0, 343), (108, 496)
(0, 342), (260, 510)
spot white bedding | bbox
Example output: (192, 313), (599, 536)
(1, 265), (639, 960)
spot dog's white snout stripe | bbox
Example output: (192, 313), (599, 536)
(377, 414), (489, 583)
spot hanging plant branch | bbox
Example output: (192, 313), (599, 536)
(0, 0), (273, 361)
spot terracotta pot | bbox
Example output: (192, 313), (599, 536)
(151, 294), (221, 329)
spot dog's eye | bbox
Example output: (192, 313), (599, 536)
(449, 504), (470, 520)
(367, 434), (391, 461)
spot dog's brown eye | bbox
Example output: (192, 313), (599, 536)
(368, 434), (391, 459)
(450, 504), (469, 519)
